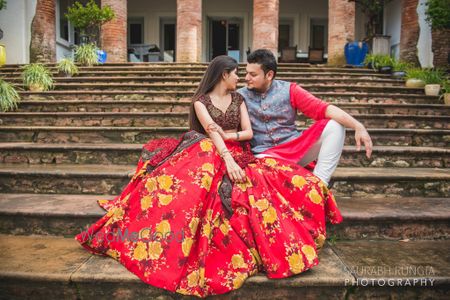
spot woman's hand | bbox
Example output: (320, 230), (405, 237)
(223, 153), (246, 182)
(355, 124), (373, 159)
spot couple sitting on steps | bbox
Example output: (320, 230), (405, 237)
(75, 49), (373, 297)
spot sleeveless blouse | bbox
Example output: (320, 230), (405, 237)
(196, 92), (243, 131)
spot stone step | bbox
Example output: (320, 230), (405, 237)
(5, 76), (405, 86)
(0, 63), (384, 73)
(0, 164), (448, 197)
(0, 194), (448, 240)
(12, 82), (424, 95)
(1, 143), (448, 168)
(0, 126), (447, 147)
(15, 100), (450, 115)
(1, 112), (447, 129)
(0, 234), (448, 299)
(19, 90), (439, 104)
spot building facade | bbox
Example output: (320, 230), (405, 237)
(0, 0), (447, 67)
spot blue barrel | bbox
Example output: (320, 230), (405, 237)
(345, 41), (368, 66)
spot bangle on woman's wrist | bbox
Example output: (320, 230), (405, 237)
(220, 149), (231, 158)
(236, 132), (240, 141)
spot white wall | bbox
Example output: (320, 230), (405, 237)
(417, 0), (433, 67)
(0, 0), (37, 64)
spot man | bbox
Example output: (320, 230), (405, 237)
(238, 49), (372, 187)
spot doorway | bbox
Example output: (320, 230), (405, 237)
(209, 18), (242, 62)
(160, 18), (176, 62)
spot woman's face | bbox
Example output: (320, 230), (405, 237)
(223, 68), (239, 91)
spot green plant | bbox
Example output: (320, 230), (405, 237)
(0, 0), (6, 11)
(392, 60), (413, 72)
(364, 54), (393, 69)
(0, 79), (20, 112)
(21, 63), (54, 91)
(441, 78), (450, 93)
(405, 67), (426, 80)
(65, 0), (115, 46)
(74, 43), (98, 66)
(422, 68), (446, 84)
(425, 0), (450, 30)
(57, 58), (79, 76)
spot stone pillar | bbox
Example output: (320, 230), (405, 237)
(176, 0), (202, 62)
(30, 0), (56, 63)
(327, 0), (355, 66)
(252, 0), (279, 57)
(101, 0), (127, 63)
(399, 0), (420, 65)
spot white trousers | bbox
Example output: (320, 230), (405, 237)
(297, 120), (345, 185)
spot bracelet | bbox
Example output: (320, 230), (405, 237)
(236, 132), (240, 141)
(220, 149), (231, 158)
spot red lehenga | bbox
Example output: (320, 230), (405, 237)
(75, 93), (343, 297)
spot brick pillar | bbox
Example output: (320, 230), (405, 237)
(30, 0), (56, 63)
(327, 0), (355, 66)
(431, 28), (450, 68)
(252, 0), (279, 57)
(176, 0), (202, 62)
(399, 0), (420, 65)
(101, 0), (127, 63)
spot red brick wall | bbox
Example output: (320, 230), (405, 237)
(328, 0), (355, 66)
(252, 0), (279, 57)
(30, 0), (56, 63)
(101, 0), (127, 63)
(431, 28), (450, 68)
(400, 0), (420, 65)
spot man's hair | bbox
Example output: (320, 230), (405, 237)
(247, 49), (277, 78)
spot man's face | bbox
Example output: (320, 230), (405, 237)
(244, 63), (273, 92)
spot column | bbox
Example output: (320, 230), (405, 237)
(30, 0), (56, 63)
(252, 0), (279, 57)
(176, 0), (202, 62)
(101, 0), (127, 63)
(327, 0), (355, 66)
(399, 0), (420, 64)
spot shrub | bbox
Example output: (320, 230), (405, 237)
(21, 63), (54, 91)
(0, 79), (20, 112)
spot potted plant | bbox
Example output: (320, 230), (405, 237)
(57, 58), (79, 77)
(405, 68), (426, 88)
(0, 78), (20, 112)
(364, 54), (393, 73)
(65, 0), (115, 63)
(422, 68), (445, 96)
(21, 63), (54, 92)
(376, 55), (394, 73)
(391, 60), (412, 78)
(74, 43), (99, 66)
(441, 79), (450, 105)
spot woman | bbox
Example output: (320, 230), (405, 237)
(75, 56), (342, 297)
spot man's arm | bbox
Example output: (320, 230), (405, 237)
(325, 105), (373, 158)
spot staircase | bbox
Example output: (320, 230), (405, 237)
(0, 63), (448, 299)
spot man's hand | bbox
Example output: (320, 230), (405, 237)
(355, 124), (372, 159)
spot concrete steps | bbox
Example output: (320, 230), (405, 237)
(0, 126), (447, 147)
(13, 100), (450, 115)
(1, 111), (448, 129)
(0, 194), (448, 240)
(0, 234), (448, 299)
(19, 90), (439, 104)
(0, 62), (448, 298)
(1, 143), (448, 168)
(0, 164), (448, 197)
